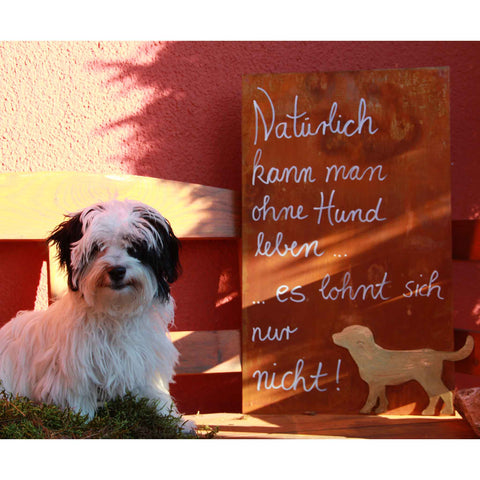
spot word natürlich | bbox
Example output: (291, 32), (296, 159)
(253, 87), (378, 146)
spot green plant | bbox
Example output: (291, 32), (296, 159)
(0, 389), (213, 439)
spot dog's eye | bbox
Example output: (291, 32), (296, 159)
(127, 245), (140, 258)
(91, 242), (103, 257)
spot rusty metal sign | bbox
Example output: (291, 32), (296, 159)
(242, 68), (453, 415)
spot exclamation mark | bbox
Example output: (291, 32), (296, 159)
(336, 359), (341, 391)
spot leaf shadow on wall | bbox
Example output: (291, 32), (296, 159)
(92, 41), (243, 191)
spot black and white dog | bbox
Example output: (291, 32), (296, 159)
(0, 199), (190, 428)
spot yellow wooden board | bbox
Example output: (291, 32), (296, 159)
(0, 171), (240, 240)
(0, 171), (240, 300)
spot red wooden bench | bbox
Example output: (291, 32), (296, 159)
(0, 172), (478, 438)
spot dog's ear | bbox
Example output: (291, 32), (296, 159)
(47, 212), (84, 291)
(158, 219), (181, 283)
(153, 217), (181, 301)
(132, 206), (182, 302)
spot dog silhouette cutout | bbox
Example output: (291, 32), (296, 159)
(332, 325), (474, 415)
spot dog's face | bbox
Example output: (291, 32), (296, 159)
(48, 200), (180, 313)
(332, 325), (374, 350)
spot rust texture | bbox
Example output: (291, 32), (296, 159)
(242, 68), (452, 415)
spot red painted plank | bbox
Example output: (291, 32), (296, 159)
(452, 220), (480, 260)
(454, 328), (480, 375)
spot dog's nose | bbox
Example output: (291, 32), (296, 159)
(108, 266), (127, 282)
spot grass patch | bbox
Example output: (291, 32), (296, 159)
(0, 389), (214, 439)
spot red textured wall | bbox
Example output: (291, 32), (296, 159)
(1, 42), (479, 412)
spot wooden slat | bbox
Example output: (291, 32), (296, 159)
(454, 328), (480, 375)
(171, 330), (241, 374)
(186, 412), (477, 439)
(0, 171), (240, 240)
(452, 219), (480, 260)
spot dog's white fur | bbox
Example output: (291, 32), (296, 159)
(0, 199), (188, 427)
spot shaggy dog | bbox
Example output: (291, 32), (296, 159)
(332, 325), (474, 415)
(0, 199), (191, 429)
